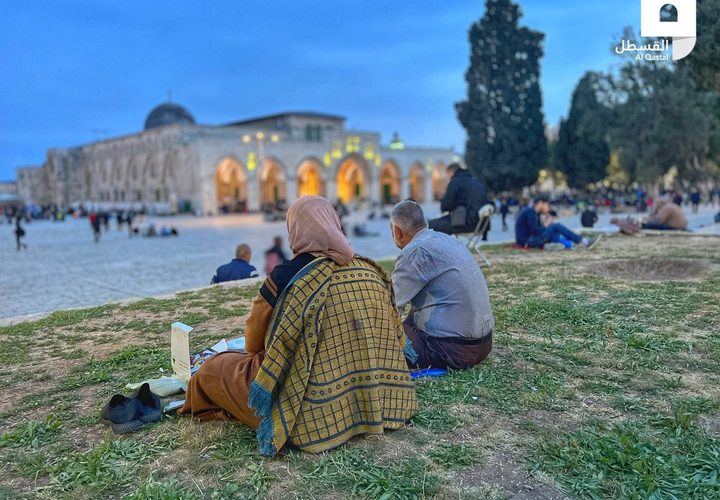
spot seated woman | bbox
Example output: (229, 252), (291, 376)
(180, 196), (417, 455)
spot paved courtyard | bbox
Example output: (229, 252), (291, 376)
(1, 203), (718, 321)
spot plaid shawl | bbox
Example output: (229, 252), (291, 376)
(249, 256), (417, 455)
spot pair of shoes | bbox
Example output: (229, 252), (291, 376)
(101, 383), (162, 434)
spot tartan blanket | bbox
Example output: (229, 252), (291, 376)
(249, 256), (417, 455)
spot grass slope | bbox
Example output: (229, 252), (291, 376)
(0, 235), (718, 499)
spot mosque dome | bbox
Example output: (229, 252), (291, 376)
(144, 103), (196, 130)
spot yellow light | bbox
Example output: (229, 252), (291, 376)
(256, 131), (265, 141)
(248, 151), (257, 171)
(364, 143), (375, 160)
(270, 134), (279, 143)
(332, 141), (342, 159)
(323, 153), (332, 167)
(242, 135), (251, 144)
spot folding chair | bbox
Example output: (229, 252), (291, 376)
(456, 204), (494, 267)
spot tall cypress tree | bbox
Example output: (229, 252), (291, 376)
(456, 0), (547, 191)
(554, 72), (611, 188)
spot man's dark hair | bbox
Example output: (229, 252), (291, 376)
(447, 163), (462, 174)
(534, 194), (551, 204)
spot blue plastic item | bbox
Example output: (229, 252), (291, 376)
(558, 236), (574, 248)
(411, 368), (448, 379)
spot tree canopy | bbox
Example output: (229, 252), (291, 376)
(554, 72), (611, 188)
(456, 0), (547, 192)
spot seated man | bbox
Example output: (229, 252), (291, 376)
(515, 195), (594, 248)
(390, 200), (494, 370)
(642, 196), (688, 231)
(428, 163), (489, 239)
(211, 244), (259, 284)
(581, 206), (599, 228)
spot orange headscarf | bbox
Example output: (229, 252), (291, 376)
(286, 196), (355, 266)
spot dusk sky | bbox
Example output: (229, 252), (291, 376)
(0, 0), (638, 181)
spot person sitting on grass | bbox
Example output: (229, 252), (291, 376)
(390, 200), (494, 370)
(182, 196), (417, 455)
(210, 244), (259, 284)
(642, 196), (688, 231)
(515, 194), (596, 249)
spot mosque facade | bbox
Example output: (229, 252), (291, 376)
(16, 103), (459, 214)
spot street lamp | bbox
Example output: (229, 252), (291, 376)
(244, 131), (280, 171)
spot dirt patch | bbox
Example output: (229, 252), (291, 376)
(699, 416), (720, 438)
(585, 258), (711, 282)
(455, 448), (568, 499)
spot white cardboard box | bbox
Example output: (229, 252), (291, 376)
(171, 322), (193, 381)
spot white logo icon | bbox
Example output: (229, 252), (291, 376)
(641, 0), (697, 60)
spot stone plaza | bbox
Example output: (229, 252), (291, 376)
(3, 204), (718, 322)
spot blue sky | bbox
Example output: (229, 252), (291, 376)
(0, 0), (637, 180)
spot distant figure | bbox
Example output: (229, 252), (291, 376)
(211, 244), (259, 284)
(581, 207), (599, 228)
(127, 211), (135, 238)
(515, 195), (595, 249)
(333, 200), (349, 234)
(642, 196), (688, 231)
(15, 217), (27, 251)
(89, 213), (102, 242)
(672, 192), (683, 206)
(143, 224), (158, 237)
(352, 223), (379, 237)
(690, 190), (701, 214)
(264, 236), (288, 275)
(116, 212), (124, 230)
(500, 197), (510, 231)
(428, 163), (490, 240)
(160, 226), (179, 237)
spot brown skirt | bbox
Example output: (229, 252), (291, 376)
(179, 350), (265, 428)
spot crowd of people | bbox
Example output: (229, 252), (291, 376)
(87, 210), (179, 242)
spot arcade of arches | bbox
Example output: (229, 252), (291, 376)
(215, 155), (450, 212)
(337, 156), (369, 203)
(297, 159), (325, 197)
(216, 157), (248, 212)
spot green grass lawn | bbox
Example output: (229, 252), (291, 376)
(1, 235), (719, 499)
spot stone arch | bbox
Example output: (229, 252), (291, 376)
(432, 162), (449, 201)
(408, 162), (427, 202)
(296, 157), (326, 198)
(379, 160), (401, 205)
(161, 153), (182, 209)
(84, 163), (95, 201)
(259, 157), (287, 207)
(126, 158), (143, 202)
(143, 154), (163, 202)
(336, 154), (371, 203)
(215, 156), (249, 213)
